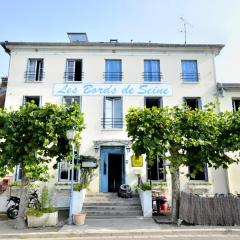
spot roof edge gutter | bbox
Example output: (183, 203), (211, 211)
(1, 41), (11, 55)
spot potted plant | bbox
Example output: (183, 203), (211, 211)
(72, 167), (95, 225)
(26, 186), (58, 227)
(139, 182), (152, 218)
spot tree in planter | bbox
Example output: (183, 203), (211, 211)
(126, 104), (240, 223)
(0, 102), (84, 228)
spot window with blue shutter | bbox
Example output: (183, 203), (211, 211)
(181, 60), (199, 82)
(144, 60), (161, 82)
(103, 97), (122, 128)
(105, 60), (122, 81)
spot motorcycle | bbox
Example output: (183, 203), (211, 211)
(6, 190), (41, 219)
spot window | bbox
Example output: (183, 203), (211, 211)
(144, 60), (161, 82)
(147, 156), (165, 181)
(232, 99), (240, 112)
(184, 97), (201, 110)
(15, 164), (22, 181)
(65, 60), (82, 81)
(105, 60), (122, 81)
(189, 165), (208, 181)
(25, 59), (44, 81)
(103, 97), (122, 128)
(23, 96), (41, 106)
(58, 160), (79, 182)
(63, 96), (81, 107)
(181, 60), (199, 82)
(145, 97), (162, 108)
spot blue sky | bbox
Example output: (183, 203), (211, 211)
(0, 0), (239, 82)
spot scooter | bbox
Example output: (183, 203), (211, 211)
(6, 190), (40, 219)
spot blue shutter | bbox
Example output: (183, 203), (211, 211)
(113, 98), (122, 128)
(182, 60), (198, 82)
(144, 60), (160, 82)
(105, 60), (121, 81)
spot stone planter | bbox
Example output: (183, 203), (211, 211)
(73, 213), (86, 225)
(73, 189), (86, 214)
(27, 211), (58, 227)
(139, 189), (152, 218)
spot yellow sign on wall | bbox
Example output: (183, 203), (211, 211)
(131, 155), (143, 167)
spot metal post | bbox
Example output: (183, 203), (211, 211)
(69, 141), (75, 225)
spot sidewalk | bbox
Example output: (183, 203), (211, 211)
(1, 217), (240, 239)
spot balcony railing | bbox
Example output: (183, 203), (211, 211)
(143, 72), (162, 82)
(64, 72), (84, 81)
(181, 73), (200, 82)
(104, 72), (122, 81)
(24, 71), (44, 81)
(101, 118), (123, 129)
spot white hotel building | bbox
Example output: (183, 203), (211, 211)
(1, 33), (240, 210)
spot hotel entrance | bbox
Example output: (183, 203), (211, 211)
(100, 147), (125, 192)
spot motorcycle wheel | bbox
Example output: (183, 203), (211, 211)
(7, 205), (19, 219)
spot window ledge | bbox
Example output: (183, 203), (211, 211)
(182, 82), (200, 84)
(101, 128), (123, 131)
(188, 182), (212, 189)
(143, 81), (161, 84)
(55, 185), (71, 190)
(104, 81), (122, 84)
(64, 81), (83, 84)
(24, 81), (43, 83)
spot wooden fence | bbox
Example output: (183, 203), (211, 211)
(179, 192), (240, 226)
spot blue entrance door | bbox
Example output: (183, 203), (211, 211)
(100, 147), (125, 192)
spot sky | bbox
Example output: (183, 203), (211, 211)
(0, 0), (239, 83)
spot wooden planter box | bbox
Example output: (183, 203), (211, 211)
(27, 211), (58, 227)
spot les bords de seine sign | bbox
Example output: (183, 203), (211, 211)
(54, 84), (172, 96)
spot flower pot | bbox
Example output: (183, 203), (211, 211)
(73, 213), (86, 225)
(27, 211), (58, 227)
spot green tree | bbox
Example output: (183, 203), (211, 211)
(126, 104), (240, 223)
(0, 102), (84, 228)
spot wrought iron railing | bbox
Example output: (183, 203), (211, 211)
(101, 118), (123, 128)
(104, 72), (122, 81)
(64, 72), (84, 81)
(181, 73), (200, 82)
(24, 71), (44, 81)
(143, 72), (162, 82)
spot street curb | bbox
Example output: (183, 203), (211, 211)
(1, 228), (240, 239)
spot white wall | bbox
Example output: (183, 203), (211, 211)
(3, 44), (228, 196)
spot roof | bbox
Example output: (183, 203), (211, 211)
(1, 41), (224, 55)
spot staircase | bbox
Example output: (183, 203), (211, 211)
(82, 192), (143, 219)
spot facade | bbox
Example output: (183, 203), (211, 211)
(1, 34), (239, 209)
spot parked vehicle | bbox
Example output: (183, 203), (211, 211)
(6, 190), (41, 219)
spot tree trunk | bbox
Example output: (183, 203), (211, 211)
(15, 167), (28, 229)
(171, 167), (180, 224)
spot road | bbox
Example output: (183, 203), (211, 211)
(1, 234), (240, 240)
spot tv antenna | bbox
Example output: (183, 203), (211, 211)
(179, 17), (193, 44)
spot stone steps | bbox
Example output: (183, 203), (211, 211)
(83, 192), (143, 219)
(83, 205), (142, 211)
